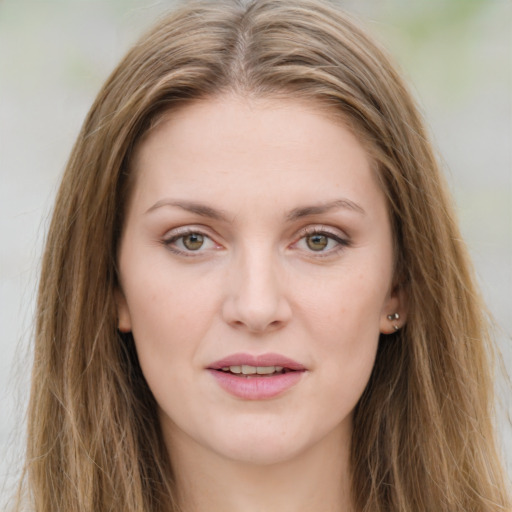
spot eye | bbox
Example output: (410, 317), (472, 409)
(163, 229), (219, 255)
(293, 227), (348, 255)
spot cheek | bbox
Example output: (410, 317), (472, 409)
(127, 281), (213, 415)
(299, 267), (385, 395)
(121, 260), (221, 376)
(299, 264), (388, 334)
(124, 249), (218, 327)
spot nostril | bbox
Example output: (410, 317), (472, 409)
(221, 289), (292, 333)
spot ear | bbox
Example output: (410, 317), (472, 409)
(379, 284), (407, 335)
(115, 288), (132, 333)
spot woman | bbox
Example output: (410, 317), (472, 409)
(16, 0), (510, 510)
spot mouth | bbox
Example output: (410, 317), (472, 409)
(216, 365), (295, 377)
(207, 353), (306, 399)
(208, 353), (306, 374)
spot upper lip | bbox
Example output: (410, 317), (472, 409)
(207, 353), (306, 371)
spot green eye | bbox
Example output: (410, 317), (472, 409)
(306, 234), (329, 251)
(182, 233), (204, 250)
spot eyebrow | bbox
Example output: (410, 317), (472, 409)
(145, 199), (230, 221)
(145, 197), (365, 221)
(286, 199), (366, 220)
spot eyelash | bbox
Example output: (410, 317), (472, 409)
(162, 227), (220, 257)
(162, 226), (350, 257)
(293, 226), (350, 257)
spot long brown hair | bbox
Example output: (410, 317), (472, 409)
(17, 0), (510, 510)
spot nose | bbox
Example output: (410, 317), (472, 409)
(221, 249), (292, 334)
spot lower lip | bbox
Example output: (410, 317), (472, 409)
(208, 370), (304, 400)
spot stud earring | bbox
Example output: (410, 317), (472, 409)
(387, 313), (400, 331)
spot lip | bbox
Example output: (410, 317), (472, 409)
(207, 353), (306, 371)
(207, 352), (307, 400)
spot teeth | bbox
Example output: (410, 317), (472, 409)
(256, 366), (275, 375)
(242, 365), (257, 375)
(223, 365), (285, 375)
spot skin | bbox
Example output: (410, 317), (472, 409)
(116, 94), (406, 511)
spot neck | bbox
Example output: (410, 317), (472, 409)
(164, 425), (354, 512)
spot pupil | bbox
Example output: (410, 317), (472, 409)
(183, 233), (204, 250)
(307, 234), (328, 251)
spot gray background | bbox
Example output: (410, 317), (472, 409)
(1, 0), (510, 502)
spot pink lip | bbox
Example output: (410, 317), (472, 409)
(207, 353), (306, 400)
(208, 353), (306, 371)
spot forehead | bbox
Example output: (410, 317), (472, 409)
(127, 94), (385, 219)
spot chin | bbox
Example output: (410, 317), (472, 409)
(215, 437), (306, 466)
(202, 418), (328, 467)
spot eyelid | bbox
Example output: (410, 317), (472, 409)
(163, 225), (210, 238)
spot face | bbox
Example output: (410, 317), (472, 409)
(116, 94), (405, 466)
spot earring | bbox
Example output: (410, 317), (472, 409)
(387, 313), (400, 331)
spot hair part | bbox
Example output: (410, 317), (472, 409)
(17, 0), (510, 510)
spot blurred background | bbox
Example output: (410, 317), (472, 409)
(1, 0), (510, 502)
